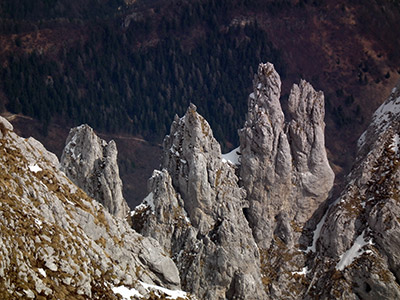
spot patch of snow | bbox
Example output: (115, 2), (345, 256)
(222, 147), (241, 165)
(390, 134), (400, 154)
(140, 281), (187, 299)
(181, 207), (191, 223)
(29, 164), (42, 173)
(132, 192), (155, 216)
(34, 218), (43, 228)
(306, 198), (341, 253)
(336, 230), (373, 271)
(306, 212), (327, 253)
(65, 199), (75, 206)
(249, 92), (255, 100)
(292, 267), (310, 276)
(64, 133), (78, 160)
(357, 131), (367, 149)
(38, 268), (46, 278)
(143, 192), (155, 211)
(371, 96), (400, 132)
(112, 285), (142, 299)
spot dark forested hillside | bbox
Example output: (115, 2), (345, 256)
(1, 0), (400, 193)
(0, 0), (287, 150)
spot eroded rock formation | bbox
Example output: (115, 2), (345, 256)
(0, 116), (184, 299)
(134, 104), (266, 300)
(60, 124), (129, 219)
(239, 63), (334, 249)
(307, 85), (400, 299)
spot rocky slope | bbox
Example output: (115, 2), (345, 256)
(305, 84), (400, 299)
(60, 124), (129, 219)
(0, 116), (189, 299)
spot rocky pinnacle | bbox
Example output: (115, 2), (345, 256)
(135, 104), (266, 300)
(60, 124), (129, 219)
(239, 62), (334, 248)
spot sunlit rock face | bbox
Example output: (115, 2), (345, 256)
(239, 62), (334, 249)
(134, 104), (267, 300)
(60, 124), (129, 219)
(0, 116), (182, 300)
(309, 85), (400, 299)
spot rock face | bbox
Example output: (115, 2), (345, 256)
(0, 116), (186, 299)
(306, 85), (400, 299)
(239, 62), (334, 249)
(134, 104), (266, 300)
(60, 124), (129, 219)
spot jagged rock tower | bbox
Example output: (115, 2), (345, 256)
(239, 62), (334, 249)
(134, 104), (266, 300)
(134, 62), (336, 299)
(60, 125), (129, 219)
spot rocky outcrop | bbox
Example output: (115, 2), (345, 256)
(0, 116), (185, 299)
(134, 104), (266, 300)
(239, 62), (334, 249)
(306, 84), (400, 299)
(60, 124), (129, 219)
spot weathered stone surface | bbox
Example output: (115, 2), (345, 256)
(239, 63), (334, 249)
(0, 116), (13, 138)
(60, 124), (129, 218)
(0, 118), (183, 299)
(135, 104), (266, 300)
(307, 85), (400, 299)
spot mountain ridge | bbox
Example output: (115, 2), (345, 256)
(2, 62), (400, 299)
(1, 0), (400, 188)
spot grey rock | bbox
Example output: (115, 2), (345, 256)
(239, 63), (334, 249)
(0, 122), (185, 298)
(309, 85), (400, 299)
(60, 124), (129, 219)
(0, 116), (13, 138)
(134, 104), (266, 299)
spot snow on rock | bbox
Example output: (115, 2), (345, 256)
(336, 230), (373, 271)
(306, 197), (341, 253)
(390, 133), (400, 154)
(222, 146), (241, 165)
(306, 212), (328, 253)
(140, 281), (187, 299)
(112, 285), (142, 299)
(132, 192), (155, 217)
(38, 268), (47, 278)
(34, 218), (43, 229)
(28, 164), (42, 173)
(143, 192), (155, 211)
(357, 131), (367, 149)
(292, 267), (310, 276)
(113, 282), (188, 300)
(372, 95), (400, 131)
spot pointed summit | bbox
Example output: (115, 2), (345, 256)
(60, 124), (129, 218)
(239, 62), (334, 248)
(134, 104), (266, 300)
